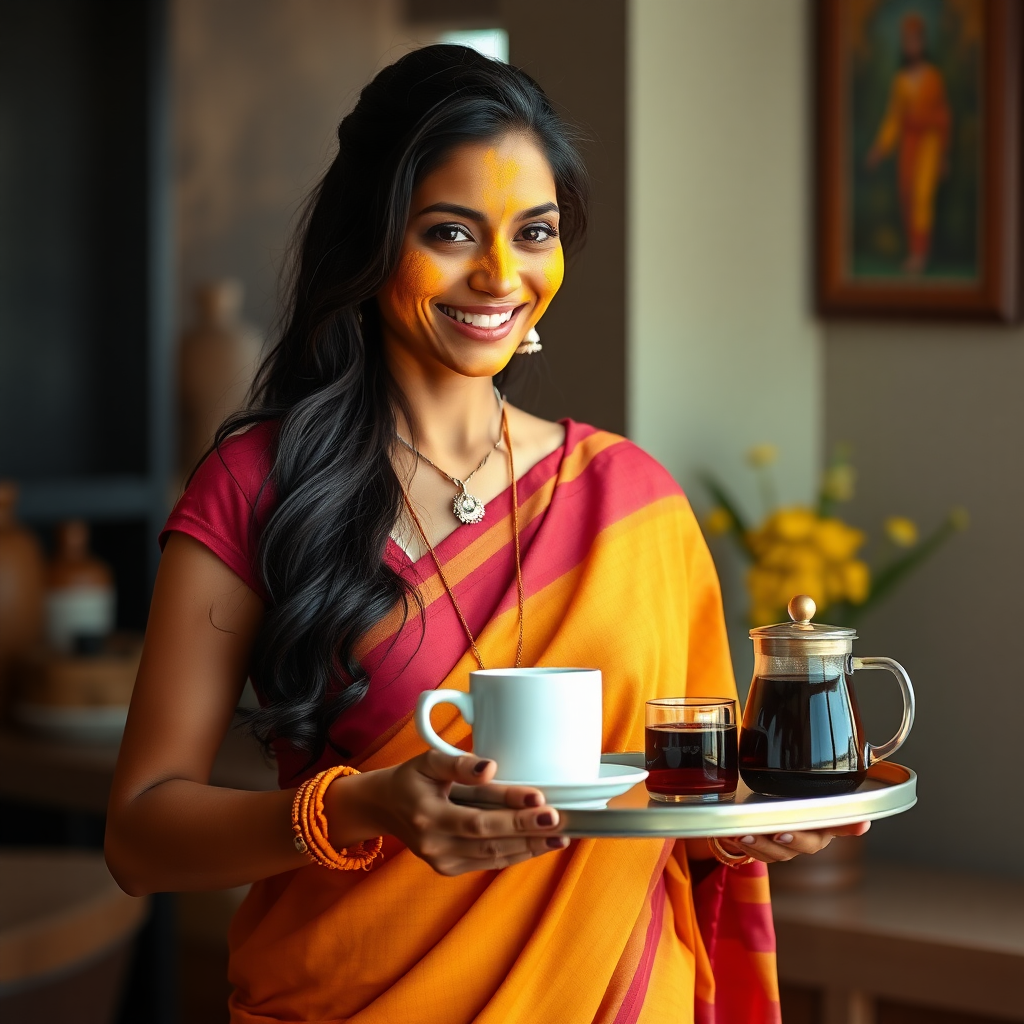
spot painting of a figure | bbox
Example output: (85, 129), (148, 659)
(816, 0), (1021, 320)
(852, 0), (979, 281)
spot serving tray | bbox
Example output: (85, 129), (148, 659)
(555, 753), (917, 839)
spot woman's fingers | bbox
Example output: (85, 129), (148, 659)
(449, 782), (546, 810)
(452, 834), (569, 863)
(719, 821), (871, 864)
(433, 799), (561, 840)
(416, 749), (497, 787)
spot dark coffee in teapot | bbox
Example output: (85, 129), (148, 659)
(739, 673), (868, 797)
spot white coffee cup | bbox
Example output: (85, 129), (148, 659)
(414, 668), (603, 784)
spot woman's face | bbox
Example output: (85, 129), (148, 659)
(377, 133), (564, 380)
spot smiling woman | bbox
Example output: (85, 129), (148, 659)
(101, 44), (856, 1024)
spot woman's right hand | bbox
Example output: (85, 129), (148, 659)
(332, 751), (568, 876)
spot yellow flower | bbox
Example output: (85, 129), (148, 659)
(812, 518), (865, 561)
(884, 516), (918, 547)
(822, 463), (856, 502)
(750, 603), (781, 627)
(780, 571), (826, 611)
(745, 443), (778, 468)
(840, 560), (870, 604)
(704, 507), (733, 536)
(769, 507), (817, 542)
(950, 506), (970, 531)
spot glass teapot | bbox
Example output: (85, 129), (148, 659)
(738, 595), (915, 798)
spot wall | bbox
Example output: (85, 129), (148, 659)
(503, 0), (628, 433)
(825, 323), (1024, 878)
(628, 0), (821, 679)
(173, 0), (414, 339)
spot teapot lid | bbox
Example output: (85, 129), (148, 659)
(748, 595), (857, 642)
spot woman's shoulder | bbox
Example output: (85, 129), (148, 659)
(564, 419), (685, 500)
(160, 421), (279, 597)
(185, 420), (279, 504)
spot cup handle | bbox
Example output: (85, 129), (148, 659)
(414, 689), (475, 759)
(850, 656), (916, 765)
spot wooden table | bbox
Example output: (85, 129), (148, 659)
(772, 862), (1024, 1023)
(0, 724), (277, 1024)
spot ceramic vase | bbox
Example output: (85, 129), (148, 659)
(178, 278), (263, 476)
(0, 482), (46, 710)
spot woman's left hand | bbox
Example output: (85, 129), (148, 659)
(717, 820), (871, 864)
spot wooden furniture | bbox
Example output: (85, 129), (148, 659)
(773, 862), (1024, 1024)
(0, 850), (149, 1024)
(0, 725), (279, 815)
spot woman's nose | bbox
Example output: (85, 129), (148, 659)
(469, 236), (522, 297)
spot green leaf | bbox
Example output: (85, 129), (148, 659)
(698, 472), (755, 558)
(858, 517), (959, 616)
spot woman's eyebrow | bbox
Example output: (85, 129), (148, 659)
(415, 201), (560, 221)
(416, 202), (484, 220)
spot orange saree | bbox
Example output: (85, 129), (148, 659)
(186, 421), (779, 1023)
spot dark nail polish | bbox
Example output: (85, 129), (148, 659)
(536, 811), (555, 827)
(546, 836), (566, 849)
(523, 793), (541, 807)
(473, 760), (491, 774)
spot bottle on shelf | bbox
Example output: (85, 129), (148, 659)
(46, 521), (116, 655)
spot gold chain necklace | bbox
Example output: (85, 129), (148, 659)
(395, 386), (504, 525)
(401, 407), (524, 671)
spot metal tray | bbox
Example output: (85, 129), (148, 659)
(556, 753), (917, 839)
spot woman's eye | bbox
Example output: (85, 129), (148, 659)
(429, 223), (473, 243)
(520, 223), (559, 243)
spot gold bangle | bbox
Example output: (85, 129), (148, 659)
(290, 766), (383, 871)
(708, 837), (755, 868)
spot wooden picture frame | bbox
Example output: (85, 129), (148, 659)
(816, 0), (1022, 321)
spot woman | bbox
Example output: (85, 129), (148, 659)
(105, 45), (866, 1023)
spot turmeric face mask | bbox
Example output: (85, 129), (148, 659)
(377, 134), (563, 380)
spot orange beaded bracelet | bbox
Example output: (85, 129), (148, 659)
(290, 765), (383, 871)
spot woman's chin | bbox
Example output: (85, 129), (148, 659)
(440, 346), (519, 381)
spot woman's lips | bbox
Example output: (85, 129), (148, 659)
(435, 303), (525, 342)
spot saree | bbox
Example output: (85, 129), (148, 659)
(166, 420), (779, 1024)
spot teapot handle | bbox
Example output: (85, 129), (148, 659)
(850, 656), (916, 765)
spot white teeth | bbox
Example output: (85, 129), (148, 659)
(441, 306), (514, 328)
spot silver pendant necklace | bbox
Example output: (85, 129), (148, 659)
(395, 387), (505, 525)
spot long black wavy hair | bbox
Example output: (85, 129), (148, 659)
(215, 45), (590, 765)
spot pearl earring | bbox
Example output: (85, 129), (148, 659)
(516, 327), (542, 355)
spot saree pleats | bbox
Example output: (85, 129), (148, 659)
(228, 423), (779, 1023)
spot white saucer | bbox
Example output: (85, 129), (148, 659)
(492, 763), (649, 809)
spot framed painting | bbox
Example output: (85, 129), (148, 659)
(816, 0), (1022, 321)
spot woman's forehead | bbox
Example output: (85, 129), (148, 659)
(412, 136), (557, 214)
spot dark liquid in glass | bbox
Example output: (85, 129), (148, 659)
(739, 674), (867, 797)
(645, 723), (738, 798)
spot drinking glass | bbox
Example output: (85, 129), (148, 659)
(644, 697), (739, 802)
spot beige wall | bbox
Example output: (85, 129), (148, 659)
(825, 324), (1024, 878)
(628, 0), (821, 678)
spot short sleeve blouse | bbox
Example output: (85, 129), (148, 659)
(160, 422), (277, 600)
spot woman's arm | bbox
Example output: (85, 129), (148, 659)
(105, 534), (564, 896)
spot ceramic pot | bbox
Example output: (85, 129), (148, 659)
(178, 278), (262, 475)
(46, 521), (115, 654)
(0, 482), (46, 709)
